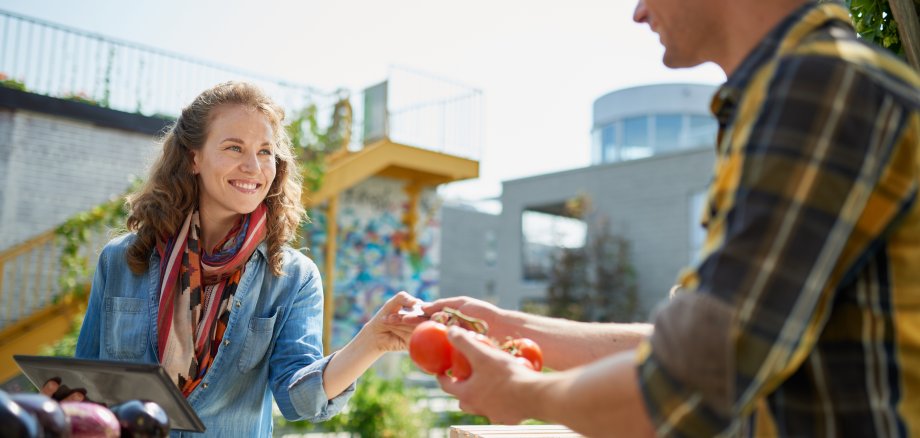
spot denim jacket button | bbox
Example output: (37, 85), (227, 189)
(224, 339), (230, 346)
(235, 300), (241, 308)
(202, 383), (208, 389)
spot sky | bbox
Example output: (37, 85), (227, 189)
(0, 0), (726, 202)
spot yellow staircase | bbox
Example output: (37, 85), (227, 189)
(0, 138), (478, 382)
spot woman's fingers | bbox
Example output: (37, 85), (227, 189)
(40, 378), (60, 397)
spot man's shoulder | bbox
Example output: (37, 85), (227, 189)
(780, 26), (920, 107)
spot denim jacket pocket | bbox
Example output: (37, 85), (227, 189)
(238, 307), (283, 372)
(103, 297), (148, 359)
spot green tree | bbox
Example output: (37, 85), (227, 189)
(546, 195), (641, 323)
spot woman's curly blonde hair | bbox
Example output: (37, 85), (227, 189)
(126, 81), (305, 276)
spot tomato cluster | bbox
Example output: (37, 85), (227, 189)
(408, 308), (543, 380)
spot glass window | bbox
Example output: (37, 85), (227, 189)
(602, 124), (618, 162)
(654, 114), (683, 152)
(687, 115), (717, 148)
(521, 210), (587, 281)
(591, 129), (603, 165)
(622, 116), (652, 160)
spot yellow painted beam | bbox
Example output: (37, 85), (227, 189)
(0, 294), (87, 382)
(322, 196), (339, 355)
(303, 139), (479, 208)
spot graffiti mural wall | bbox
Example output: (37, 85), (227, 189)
(303, 177), (441, 348)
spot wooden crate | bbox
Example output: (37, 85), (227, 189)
(449, 425), (583, 437)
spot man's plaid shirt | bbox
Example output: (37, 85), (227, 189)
(636, 2), (920, 436)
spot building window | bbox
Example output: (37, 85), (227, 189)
(622, 116), (652, 160)
(601, 124), (618, 162)
(653, 114), (682, 152)
(484, 230), (497, 267)
(521, 208), (586, 281)
(687, 115), (718, 148)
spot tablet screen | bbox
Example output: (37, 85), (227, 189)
(13, 355), (205, 432)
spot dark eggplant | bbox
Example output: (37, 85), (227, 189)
(9, 393), (70, 438)
(108, 400), (169, 438)
(0, 390), (42, 438)
(60, 402), (119, 438)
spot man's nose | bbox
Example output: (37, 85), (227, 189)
(633, 0), (648, 23)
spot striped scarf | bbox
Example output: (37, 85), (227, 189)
(156, 204), (267, 396)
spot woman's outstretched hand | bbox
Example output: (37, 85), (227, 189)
(365, 291), (427, 353)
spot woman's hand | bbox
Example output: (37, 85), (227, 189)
(363, 291), (426, 354)
(40, 378), (87, 402)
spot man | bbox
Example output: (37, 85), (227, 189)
(426, 0), (920, 436)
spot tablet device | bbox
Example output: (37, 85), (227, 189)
(13, 355), (205, 432)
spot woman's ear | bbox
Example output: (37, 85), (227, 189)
(189, 150), (200, 175)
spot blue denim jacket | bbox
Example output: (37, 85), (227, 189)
(75, 234), (354, 437)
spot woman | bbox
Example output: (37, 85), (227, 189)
(42, 81), (421, 436)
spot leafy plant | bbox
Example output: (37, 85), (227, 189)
(287, 92), (353, 193)
(0, 72), (26, 91)
(843, 0), (906, 55)
(546, 196), (641, 323)
(55, 188), (133, 299)
(61, 91), (100, 106)
(276, 362), (432, 437)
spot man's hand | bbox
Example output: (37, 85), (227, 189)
(422, 296), (511, 338)
(436, 326), (541, 424)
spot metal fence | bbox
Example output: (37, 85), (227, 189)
(0, 8), (331, 119)
(0, 9), (483, 161)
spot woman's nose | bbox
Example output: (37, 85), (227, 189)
(240, 152), (260, 173)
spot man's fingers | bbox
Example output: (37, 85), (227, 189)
(447, 326), (501, 363)
(437, 373), (464, 396)
(422, 296), (471, 314)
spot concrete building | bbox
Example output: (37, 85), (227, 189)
(441, 83), (719, 317)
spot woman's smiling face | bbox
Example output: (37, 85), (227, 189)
(192, 104), (277, 222)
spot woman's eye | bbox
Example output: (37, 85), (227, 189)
(226, 145), (242, 152)
(259, 149), (273, 156)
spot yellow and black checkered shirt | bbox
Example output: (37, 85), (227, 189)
(636, 2), (920, 437)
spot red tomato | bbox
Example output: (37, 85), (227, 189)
(503, 338), (543, 371)
(447, 334), (494, 380)
(409, 321), (453, 375)
(449, 348), (472, 380)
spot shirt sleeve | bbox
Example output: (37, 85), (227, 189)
(75, 245), (109, 359)
(636, 52), (918, 436)
(269, 260), (355, 422)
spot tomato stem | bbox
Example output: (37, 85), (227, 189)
(443, 307), (490, 334)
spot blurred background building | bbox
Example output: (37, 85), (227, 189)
(440, 83), (717, 318)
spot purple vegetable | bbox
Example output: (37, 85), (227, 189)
(60, 402), (118, 438)
(0, 390), (41, 438)
(10, 393), (70, 438)
(109, 400), (170, 438)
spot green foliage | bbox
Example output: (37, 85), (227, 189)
(0, 73), (26, 91)
(287, 92), (353, 193)
(546, 196), (641, 323)
(61, 92), (100, 106)
(40, 314), (84, 358)
(276, 365), (432, 437)
(55, 190), (132, 299)
(845, 0), (905, 54)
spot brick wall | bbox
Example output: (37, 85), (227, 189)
(0, 108), (159, 251)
